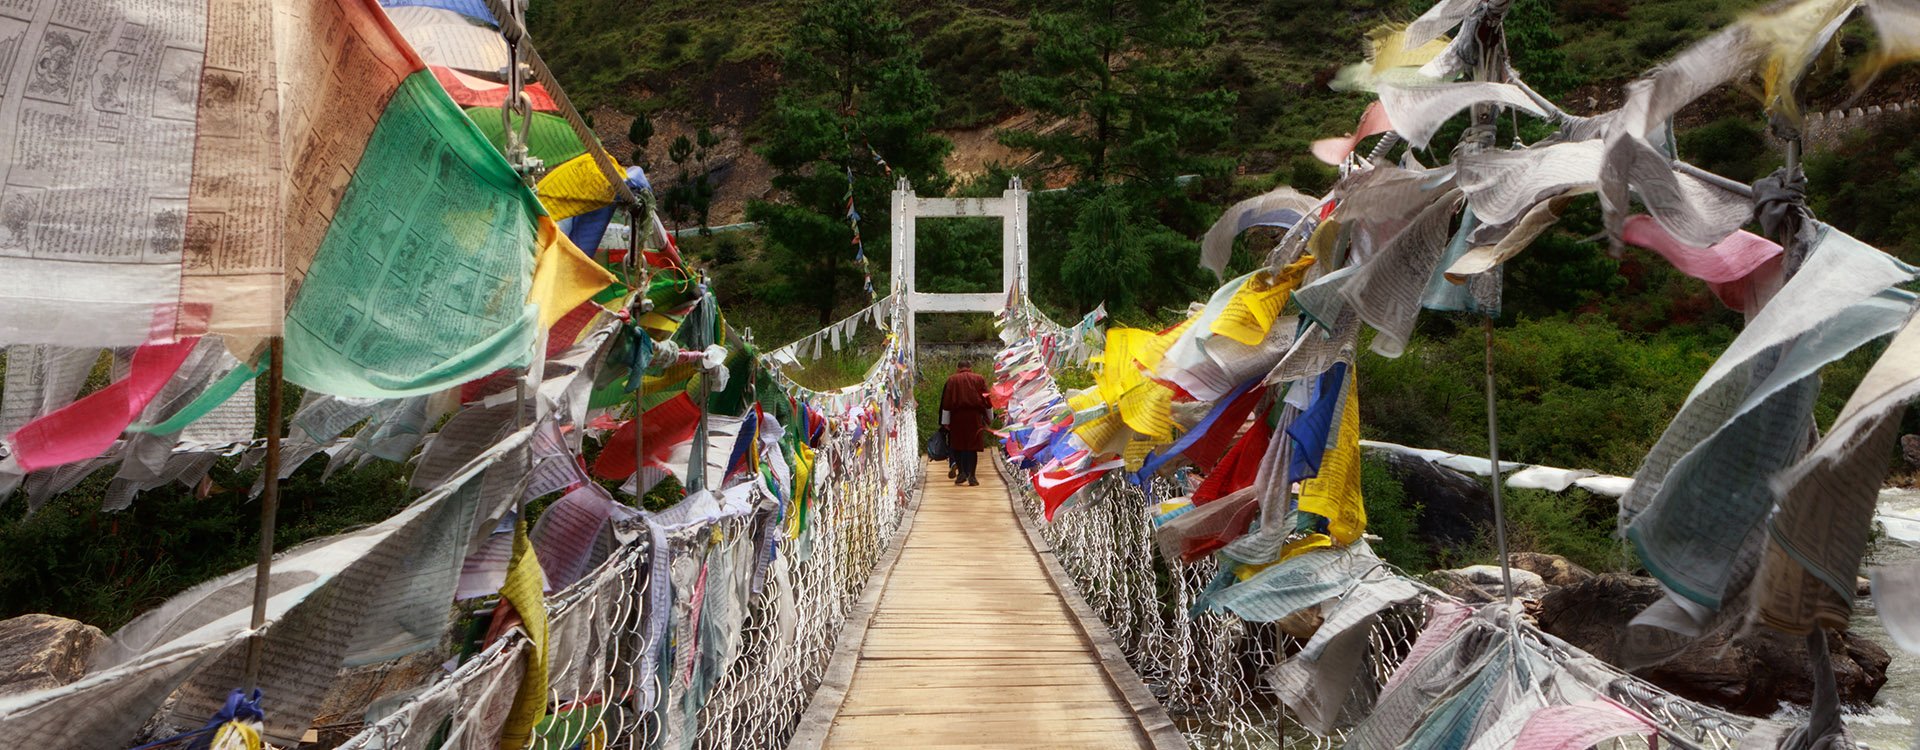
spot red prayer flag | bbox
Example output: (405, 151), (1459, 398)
(989, 380), (1015, 410)
(430, 66), (560, 112)
(1182, 385), (1266, 473)
(1192, 418), (1272, 504)
(1035, 469), (1107, 521)
(1033, 457), (1122, 521)
(1176, 490), (1263, 562)
(592, 393), (701, 480)
(8, 336), (200, 471)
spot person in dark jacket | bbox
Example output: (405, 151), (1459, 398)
(940, 361), (991, 486)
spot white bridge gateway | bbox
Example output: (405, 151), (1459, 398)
(889, 178), (1031, 341)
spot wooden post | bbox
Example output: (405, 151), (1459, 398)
(243, 336), (285, 688)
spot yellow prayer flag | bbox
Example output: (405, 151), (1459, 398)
(1095, 328), (1155, 404)
(1737, 0), (1858, 119)
(1071, 412), (1132, 457)
(1236, 534), (1334, 580)
(1122, 435), (1158, 471)
(1118, 379), (1177, 441)
(1368, 25), (1449, 74)
(1094, 321), (1190, 445)
(1333, 25), (1451, 91)
(1856, 0), (1920, 88)
(1211, 254), (1316, 346)
(530, 216), (619, 329)
(1309, 219), (1342, 261)
(1297, 375), (1366, 545)
(499, 517), (550, 750)
(536, 153), (622, 221)
(787, 442), (815, 538)
(1138, 319), (1191, 372)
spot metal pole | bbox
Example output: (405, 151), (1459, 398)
(1782, 134), (1807, 274)
(630, 207), (650, 496)
(243, 336), (285, 688)
(1365, 132), (1402, 165)
(1467, 0), (1527, 668)
(1482, 317), (1519, 621)
(687, 280), (712, 494)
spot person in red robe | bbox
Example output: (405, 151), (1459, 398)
(940, 360), (992, 486)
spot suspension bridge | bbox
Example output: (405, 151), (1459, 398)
(0, 0), (1916, 746)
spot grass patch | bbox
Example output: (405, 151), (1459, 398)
(0, 456), (414, 630)
(1360, 456), (1430, 572)
(1498, 486), (1635, 573)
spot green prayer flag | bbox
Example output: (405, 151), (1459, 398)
(126, 353), (268, 435)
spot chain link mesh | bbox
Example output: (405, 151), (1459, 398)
(1003, 454), (1779, 749)
(334, 350), (922, 750)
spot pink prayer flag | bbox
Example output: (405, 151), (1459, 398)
(1623, 214), (1785, 311)
(1312, 102), (1394, 165)
(7, 337), (201, 472)
(1511, 699), (1657, 750)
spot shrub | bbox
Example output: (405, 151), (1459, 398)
(660, 24), (692, 61)
(698, 30), (737, 68)
(1498, 486), (1634, 572)
(1360, 314), (1726, 476)
(1562, 0), (1630, 23)
(1678, 117), (1771, 184)
(0, 456), (414, 629)
(1360, 456), (1430, 572)
(1808, 110), (1920, 263)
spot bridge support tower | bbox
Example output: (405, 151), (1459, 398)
(888, 178), (1030, 344)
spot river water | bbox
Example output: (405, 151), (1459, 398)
(1834, 488), (1920, 749)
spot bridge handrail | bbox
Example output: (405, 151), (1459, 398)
(990, 310), (1793, 750)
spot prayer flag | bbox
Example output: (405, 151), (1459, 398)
(592, 393), (702, 481)
(1296, 373), (1365, 545)
(280, 0), (601, 398)
(0, 0), (284, 349)
(538, 153), (625, 220)
(431, 65), (559, 111)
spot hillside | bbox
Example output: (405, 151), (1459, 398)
(555, 0), (1920, 566)
(532, 0), (1920, 228)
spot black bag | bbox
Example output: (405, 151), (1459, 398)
(926, 428), (952, 460)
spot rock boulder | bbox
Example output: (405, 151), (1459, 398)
(0, 614), (106, 695)
(1378, 451), (1494, 549)
(1537, 574), (1890, 715)
(1508, 552), (1594, 587)
(1900, 433), (1920, 468)
(1445, 565), (1550, 600)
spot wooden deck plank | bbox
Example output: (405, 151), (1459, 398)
(836, 670), (1113, 689)
(821, 463), (1153, 750)
(838, 691), (1133, 705)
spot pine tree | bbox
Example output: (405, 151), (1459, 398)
(1000, 0), (1234, 188)
(745, 0), (951, 326)
(999, 0), (1234, 317)
(692, 126), (720, 234)
(1505, 0), (1575, 99)
(664, 134), (695, 230)
(627, 114), (653, 167)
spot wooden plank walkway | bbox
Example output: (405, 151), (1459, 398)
(805, 461), (1166, 749)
